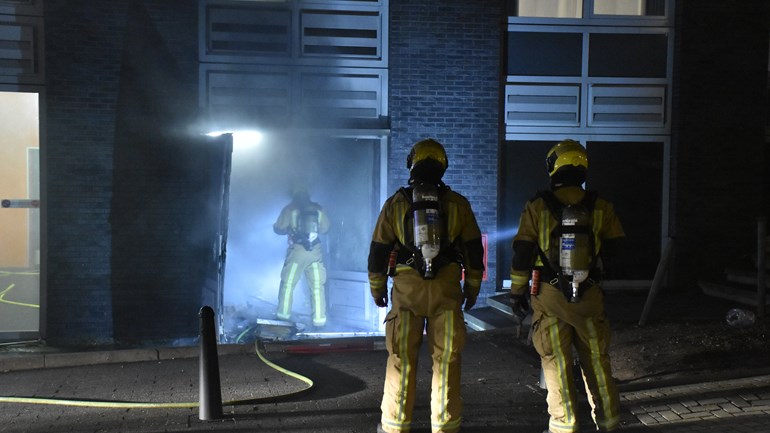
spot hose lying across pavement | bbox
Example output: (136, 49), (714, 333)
(0, 340), (314, 409)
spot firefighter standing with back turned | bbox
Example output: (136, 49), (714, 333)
(509, 139), (625, 433)
(368, 138), (485, 433)
(273, 184), (330, 328)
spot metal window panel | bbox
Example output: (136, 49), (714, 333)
(507, 31), (583, 76)
(0, 0), (43, 16)
(300, 9), (381, 59)
(589, 32), (668, 78)
(205, 5), (292, 57)
(201, 65), (294, 129)
(505, 23), (672, 136)
(200, 0), (388, 68)
(200, 64), (387, 129)
(299, 69), (386, 125)
(505, 84), (580, 126)
(0, 16), (43, 84)
(588, 84), (666, 127)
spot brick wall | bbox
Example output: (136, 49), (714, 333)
(44, 0), (130, 344)
(671, 0), (769, 289)
(44, 0), (201, 344)
(108, 1), (207, 345)
(389, 0), (504, 301)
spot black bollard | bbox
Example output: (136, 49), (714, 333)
(199, 306), (223, 420)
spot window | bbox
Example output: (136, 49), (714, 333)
(589, 33), (668, 78)
(512, 0), (582, 18)
(0, 91), (41, 339)
(507, 32), (583, 76)
(594, 0), (666, 17)
(508, 0), (668, 20)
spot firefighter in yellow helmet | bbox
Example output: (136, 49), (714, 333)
(368, 138), (485, 433)
(509, 139), (625, 433)
(273, 184), (330, 327)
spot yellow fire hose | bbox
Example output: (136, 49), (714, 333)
(0, 283), (40, 309)
(0, 340), (313, 409)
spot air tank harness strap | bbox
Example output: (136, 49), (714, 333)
(537, 266), (600, 299)
(290, 233), (320, 251)
(395, 244), (459, 277)
(534, 246), (600, 301)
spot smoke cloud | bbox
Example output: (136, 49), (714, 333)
(222, 131), (383, 340)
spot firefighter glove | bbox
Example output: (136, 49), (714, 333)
(373, 295), (388, 308)
(463, 294), (477, 311)
(509, 293), (529, 321)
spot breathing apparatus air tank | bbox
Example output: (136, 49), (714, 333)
(412, 183), (441, 279)
(298, 209), (320, 249)
(559, 204), (591, 302)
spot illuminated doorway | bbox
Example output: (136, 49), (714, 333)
(220, 132), (386, 341)
(0, 91), (41, 341)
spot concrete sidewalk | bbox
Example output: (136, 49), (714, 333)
(0, 341), (254, 372)
(0, 331), (768, 433)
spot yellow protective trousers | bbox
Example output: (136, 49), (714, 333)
(276, 243), (327, 326)
(531, 284), (620, 433)
(380, 307), (466, 433)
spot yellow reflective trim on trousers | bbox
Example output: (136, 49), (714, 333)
(548, 321), (575, 427)
(586, 318), (618, 429)
(396, 312), (411, 423)
(550, 420), (578, 433)
(433, 416), (462, 431)
(439, 311), (453, 421)
(382, 418), (410, 430)
(311, 262), (325, 324)
(279, 263), (299, 318)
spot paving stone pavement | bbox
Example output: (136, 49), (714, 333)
(619, 374), (770, 432)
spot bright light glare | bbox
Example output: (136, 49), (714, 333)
(233, 130), (263, 149)
(205, 130), (264, 149)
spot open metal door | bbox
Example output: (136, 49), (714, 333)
(201, 133), (233, 342)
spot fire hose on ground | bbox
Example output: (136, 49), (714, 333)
(0, 306), (314, 418)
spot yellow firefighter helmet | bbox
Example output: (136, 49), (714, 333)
(406, 138), (448, 172)
(546, 139), (588, 177)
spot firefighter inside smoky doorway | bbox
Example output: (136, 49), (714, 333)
(220, 135), (379, 341)
(273, 183), (330, 328)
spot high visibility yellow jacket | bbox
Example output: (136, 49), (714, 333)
(368, 185), (485, 308)
(509, 186), (624, 296)
(273, 200), (330, 243)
